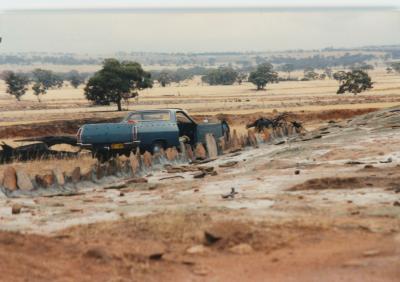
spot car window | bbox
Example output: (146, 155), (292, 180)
(126, 111), (170, 122)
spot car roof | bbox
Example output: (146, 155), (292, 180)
(128, 108), (184, 113)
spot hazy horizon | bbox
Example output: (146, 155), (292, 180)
(1, 7), (399, 54)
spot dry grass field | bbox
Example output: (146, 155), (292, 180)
(0, 68), (399, 126)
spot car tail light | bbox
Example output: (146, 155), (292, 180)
(76, 127), (83, 144)
(131, 125), (138, 141)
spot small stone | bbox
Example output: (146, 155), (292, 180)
(204, 231), (221, 245)
(362, 250), (380, 257)
(229, 243), (253, 254)
(193, 171), (206, 179)
(80, 167), (93, 181)
(149, 253), (163, 260)
(294, 170), (300, 175)
(342, 259), (367, 267)
(11, 203), (22, 214)
(129, 152), (140, 176)
(106, 159), (118, 175)
(205, 133), (218, 159)
(393, 201), (400, 207)
(185, 144), (195, 161)
(219, 161), (238, 168)
(186, 245), (207, 255)
(194, 143), (207, 160)
(68, 167), (80, 183)
(3, 167), (17, 191)
(231, 129), (241, 149)
(263, 129), (271, 142)
(84, 247), (111, 262)
(35, 171), (55, 188)
(247, 130), (258, 148)
(166, 147), (178, 161)
(218, 137), (226, 152)
(192, 265), (209, 276)
(143, 151), (153, 168)
(53, 169), (65, 186)
(125, 177), (148, 184)
(16, 170), (34, 191)
(96, 163), (106, 180)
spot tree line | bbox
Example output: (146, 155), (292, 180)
(1, 69), (90, 101)
(4, 58), (398, 111)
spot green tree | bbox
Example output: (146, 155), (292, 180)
(67, 70), (85, 88)
(31, 68), (63, 102)
(333, 71), (347, 81)
(84, 59), (152, 111)
(352, 63), (374, 72)
(335, 70), (373, 95)
(248, 63), (279, 90)
(303, 70), (319, 80)
(236, 72), (247, 85)
(281, 63), (295, 79)
(201, 67), (238, 85)
(4, 71), (30, 101)
(157, 70), (172, 87)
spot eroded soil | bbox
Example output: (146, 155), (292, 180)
(0, 108), (400, 281)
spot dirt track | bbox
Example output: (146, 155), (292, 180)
(0, 218), (398, 282)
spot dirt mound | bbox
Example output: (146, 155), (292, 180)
(0, 215), (398, 282)
(289, 167), (400, 191)
(0, 108), (378, 139)
(0, 117), (120, 139)
(0, 213), (291, 281)
(199, 108), (377, 127)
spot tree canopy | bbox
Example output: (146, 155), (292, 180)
(303, 70), (320, 81)
(157, 70), (173, 87)
(280, 63), (295, 78)
(248, 63), (279, 90)
(66, 70), (86, 88)
(84, 59), (152, 111)
(4, 71), (30, 101)
(201, 67), (238, 85)
(31, 68), (63, 102)
(335, 70), (373, 95)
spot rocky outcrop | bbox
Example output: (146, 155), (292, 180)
(3, 167), (17, 191)
(35, 171), (55, 188)
(1, 126), (284, 197)
(16, 170), (34, 191)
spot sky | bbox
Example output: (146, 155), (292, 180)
(0, 1), (399, 54)
(1, 0), (400, 10)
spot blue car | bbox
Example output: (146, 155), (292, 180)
(77, 109), (229, 160)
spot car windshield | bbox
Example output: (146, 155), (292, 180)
(124, 111), (171, 122)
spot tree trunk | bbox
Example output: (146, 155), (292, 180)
(117, 99), (122, 111)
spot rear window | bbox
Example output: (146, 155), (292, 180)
(125, 111), (171, 122)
